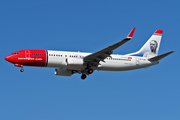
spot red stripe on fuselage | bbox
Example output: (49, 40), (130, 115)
(6, 50), (47, 67)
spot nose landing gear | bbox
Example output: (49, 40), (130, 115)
(14, 64), (24, 72)
(20, 68), (24, 72)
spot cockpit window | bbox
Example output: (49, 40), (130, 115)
(12, 52), (19, 55)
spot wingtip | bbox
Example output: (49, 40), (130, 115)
(127, 28), (135, 38)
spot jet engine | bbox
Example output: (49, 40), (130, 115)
(55, 68), (73, 76)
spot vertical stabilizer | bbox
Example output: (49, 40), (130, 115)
(127, 30), (163, 58)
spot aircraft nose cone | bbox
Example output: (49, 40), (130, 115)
(5, 55), (13, 62)
(5, 56), (10, 61)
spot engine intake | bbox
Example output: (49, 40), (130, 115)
(55, 68), (73, 76)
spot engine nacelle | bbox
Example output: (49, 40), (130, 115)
(66, 58), (84, 67)
(55, 68), (73, 76)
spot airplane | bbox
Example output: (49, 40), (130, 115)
(5, 28), (174, 80)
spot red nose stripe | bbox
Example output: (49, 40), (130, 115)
(5, 50), (47, 67)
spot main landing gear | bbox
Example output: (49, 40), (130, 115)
(81, 69), (94, 80)
(88, 69), (93, 74)
(81, 74), (86, 80)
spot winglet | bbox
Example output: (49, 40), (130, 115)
(127, 28), (135, 38)
(154, 30), (163, 35)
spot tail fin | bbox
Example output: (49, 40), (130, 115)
(127, 30), (163, 58)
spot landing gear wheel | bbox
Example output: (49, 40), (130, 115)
(88, 69), (94, 74)
(81, 74), (86, 80)
(20, 69), (24, 72)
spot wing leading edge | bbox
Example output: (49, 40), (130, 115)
(83, 28), (135, 66)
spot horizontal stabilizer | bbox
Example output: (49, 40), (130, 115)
(148, 51), (174, 61)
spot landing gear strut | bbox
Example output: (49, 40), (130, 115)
(81, 74), (86, 80)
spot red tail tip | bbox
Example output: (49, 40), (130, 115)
(154, 30), (163, 35)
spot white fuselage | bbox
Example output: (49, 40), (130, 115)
(46, 50), (158, 71)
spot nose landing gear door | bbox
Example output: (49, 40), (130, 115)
(25, 50), (30, 58)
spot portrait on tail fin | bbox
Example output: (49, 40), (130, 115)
(150, 40), (158, 53)
(143, 40), (158, 58)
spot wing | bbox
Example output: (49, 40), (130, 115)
(83, 28), (135, 67)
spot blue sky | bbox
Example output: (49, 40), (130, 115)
(1, 0), (179, 120)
